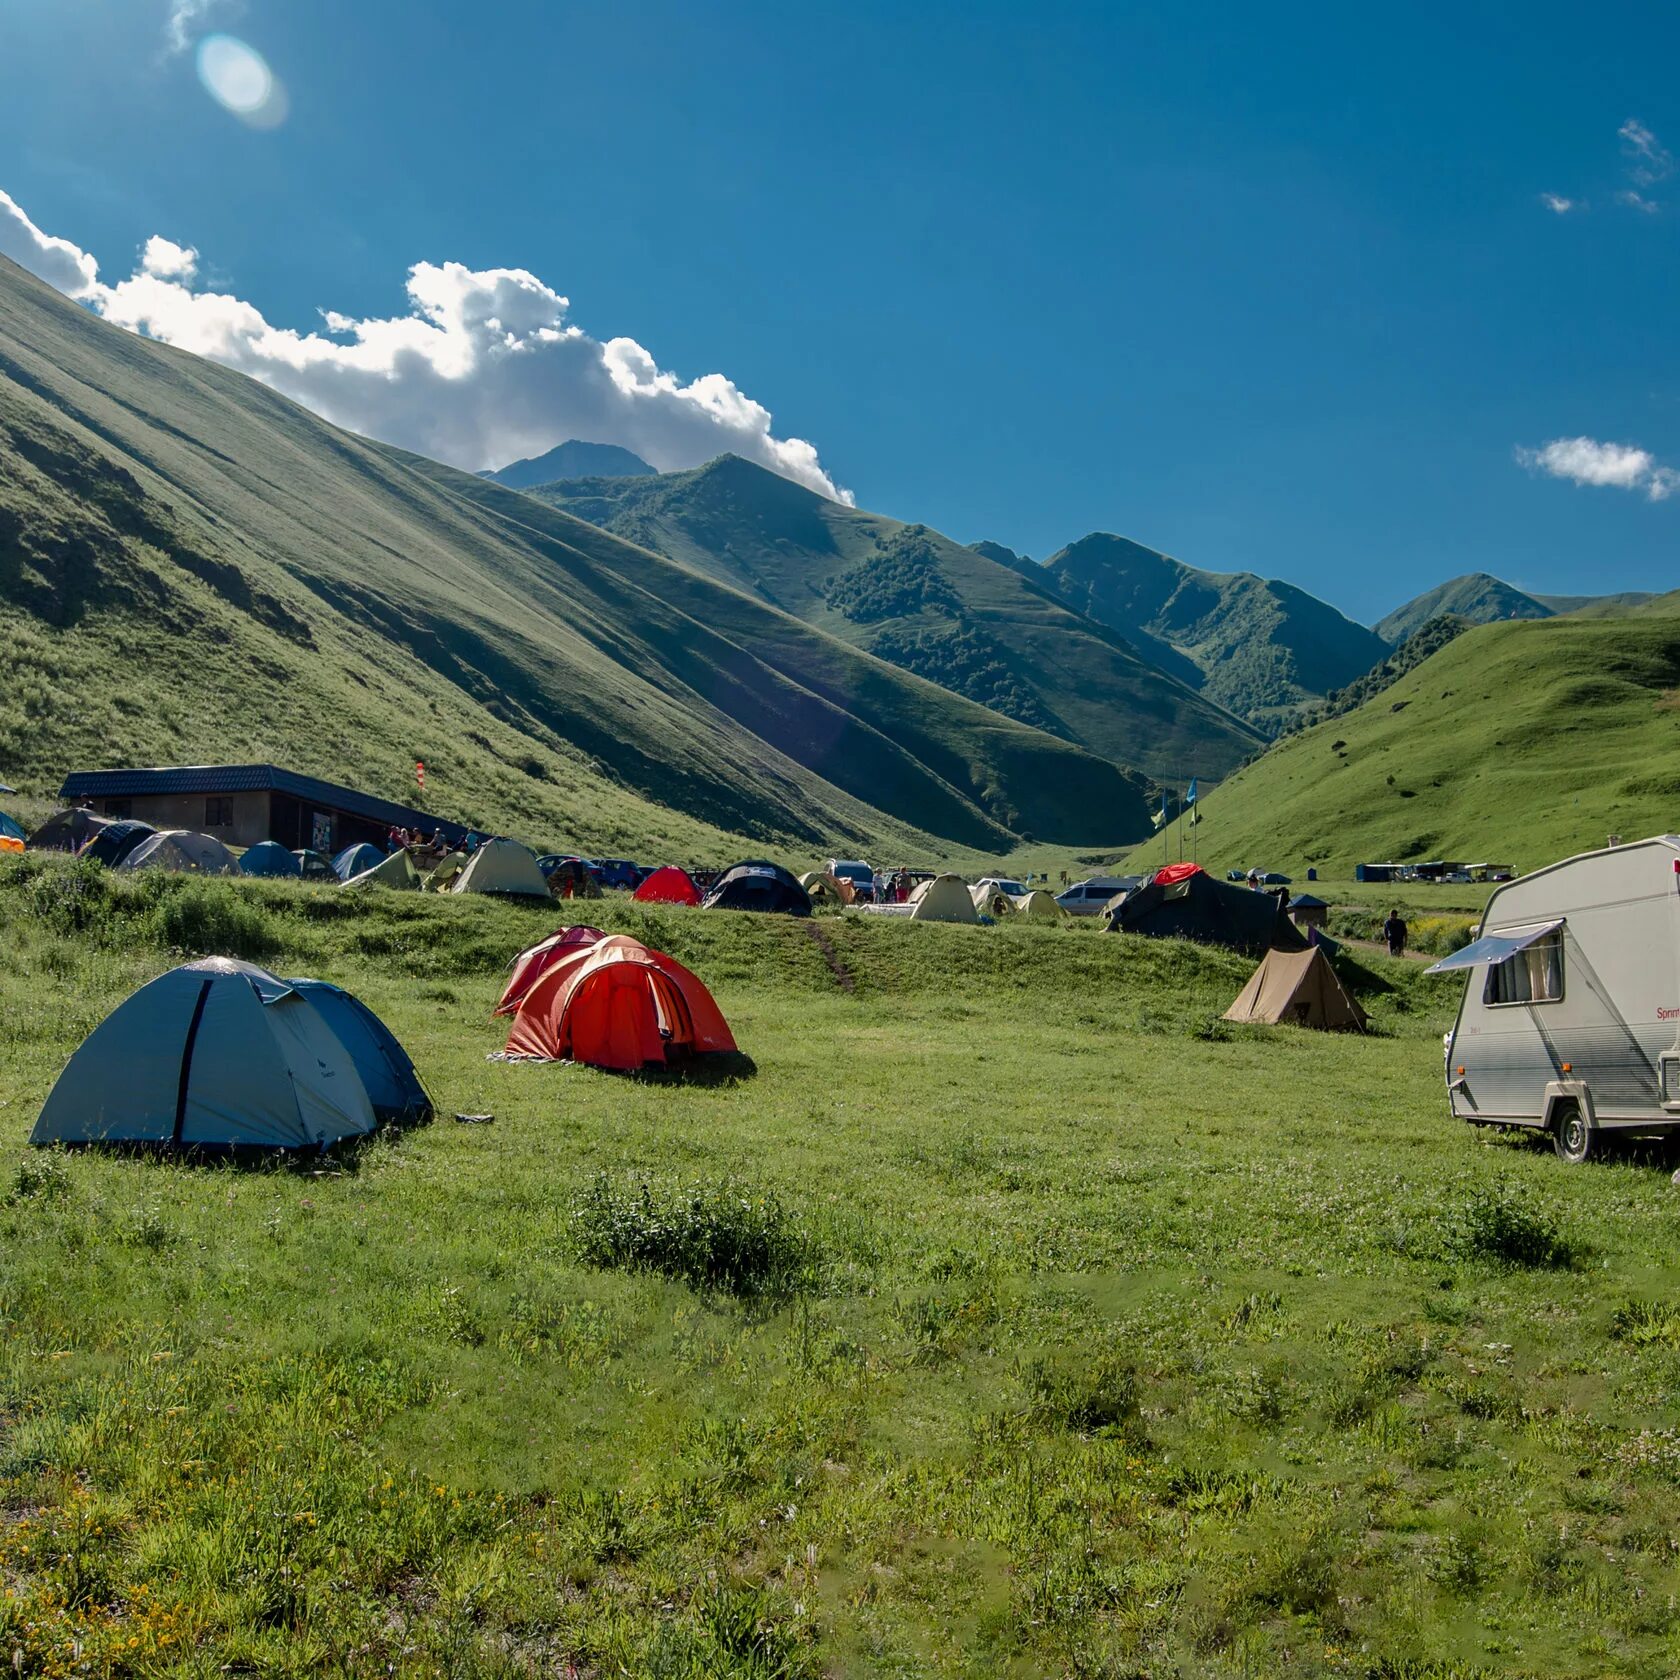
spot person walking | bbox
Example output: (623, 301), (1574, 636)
(1382, 907), (1408, 958)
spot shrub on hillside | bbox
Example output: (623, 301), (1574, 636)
(569, 1174), (814, 1298)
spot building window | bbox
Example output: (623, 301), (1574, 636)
(1484, 930), (1564, 1006)
(205, 796), (234, 829)
(103, 799), (131, 819)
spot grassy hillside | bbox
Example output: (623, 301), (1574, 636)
(1125, 613), (1680, 878)
(527, 457), (1263, 781)
(9, 856), (1680, 1675)
(0, 254), (1149, 856)
(1045, 532), (1389, 730)
(1375, 571), (1656, 645)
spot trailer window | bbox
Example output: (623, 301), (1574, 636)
(1484, 930), (1564, 1006)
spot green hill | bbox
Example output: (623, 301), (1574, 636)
(524, 458), (1263, 781)
(0, 254), (1150, 857)
(1123, 613), (1680, 877)
(484, 439), (655, 488)
(1043, 533), (1389, 729)
(1374, 572), (1656, 645)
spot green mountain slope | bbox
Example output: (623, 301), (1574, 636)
(525, 458), (1263, 782)
(484, 439), (655, 488)
(1374, 572), (1656, 645)
(1043, 533), (1390, 728)
(0, 254), (1150, 855)
(1123, 614), (1680, 877)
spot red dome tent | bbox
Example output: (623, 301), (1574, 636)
(634, 865), (701, 906)
(504, 935), (737, 1071)
(494, 926), (607, 1017)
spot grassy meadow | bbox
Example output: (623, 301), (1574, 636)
(3, 857), (1680, 1677)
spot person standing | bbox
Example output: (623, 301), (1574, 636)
(1382, 908), (1408, 958)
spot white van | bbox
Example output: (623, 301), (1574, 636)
(1056, 876), (1140, 917)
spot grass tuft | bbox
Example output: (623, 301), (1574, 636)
(569, 1174), (815, 1298)
(1451, 1186), (1583, 1270)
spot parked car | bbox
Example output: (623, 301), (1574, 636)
(593, 857), (642, 891)
(976, 876), (1028, 898)
(1056, 876), (1140, 917)
(827, 858), (876, 903)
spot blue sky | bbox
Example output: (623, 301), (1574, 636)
(2, 0), (1676, 623)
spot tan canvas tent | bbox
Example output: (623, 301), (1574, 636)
(972, 884), (1017, 917)
(451, 839), (551, 899)
(909, 873), (981, 925)
(1222, 946), (1366, 1031)
(345, 848), (420, 890)
(801, 870), (853, 906)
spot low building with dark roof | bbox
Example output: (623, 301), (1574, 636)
(58, 765), (472, 855)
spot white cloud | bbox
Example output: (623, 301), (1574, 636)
(165, 0), (221, 56)
(0, 186), (852, 503)
(1617, 188), (1660, 214)
(140, 235), (198, 280)
(0, 190), (100, 298)
(1538, 192), (1580, 214)
(1516, 436), (1679, 501)
(1620, 117), (1674, 185)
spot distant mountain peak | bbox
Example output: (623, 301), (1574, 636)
(483, 439), (655, 489)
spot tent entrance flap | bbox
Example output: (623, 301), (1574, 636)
(1425, 921), (1563, 974)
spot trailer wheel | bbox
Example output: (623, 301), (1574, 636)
(1552, 1101), (1593, 1165)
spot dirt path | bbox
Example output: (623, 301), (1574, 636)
(804, 921), (857, 991)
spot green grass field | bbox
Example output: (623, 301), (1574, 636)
(5, 856), (1680, 1677)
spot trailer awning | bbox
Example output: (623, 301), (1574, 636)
(1425, 921), (1561, 974)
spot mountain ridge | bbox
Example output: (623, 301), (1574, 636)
(524, 457), (1265, 782)
(482, 439), (656, 489)
(0, 253), (1148, 855)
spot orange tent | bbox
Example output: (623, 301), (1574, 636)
(494, 926), (607, 1017)
(633, 865), (701, 906)
(504, 935), (737, 1070)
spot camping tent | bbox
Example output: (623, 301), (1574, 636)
(426, 850), (468, 891)
(117, 830), (238, 876)
(292, 849), (337, 882)
(81, 820), (157, 869)
(31, 958), (383, 1149)
(1107, 865), (1305, 956)
(452, 839), (551, 899)
(332, 843), (386, 882)
(495, 925), (608, 1015)
(908, 873), (981, 925)
(801, 870), (853, 908)
(1222, 946), (1367, 1031)
(503, 934), (737, 1071)
(702, 861), (811, 917)
(28, 809), (108, 853)
(972, 884), (1017, 917)
(1015, 890), (1062, 920)
(0, 811), (24, 844)
(635, 865), (701, 906)
(344, 849), (420, 890)
(238, 840), (303, 878)
(538, 856), (604, 898)
(285, 979), (433, 1123)
(1288, 893), (1329, 929)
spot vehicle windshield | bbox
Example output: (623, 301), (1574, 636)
(832, 863), (871, 881)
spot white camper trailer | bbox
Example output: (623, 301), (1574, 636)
(1432, 835), (1680, 1163)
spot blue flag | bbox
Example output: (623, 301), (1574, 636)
(1185, 777), (1198, 806)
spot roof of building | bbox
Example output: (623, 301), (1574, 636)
(59, 764), (471, 842)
